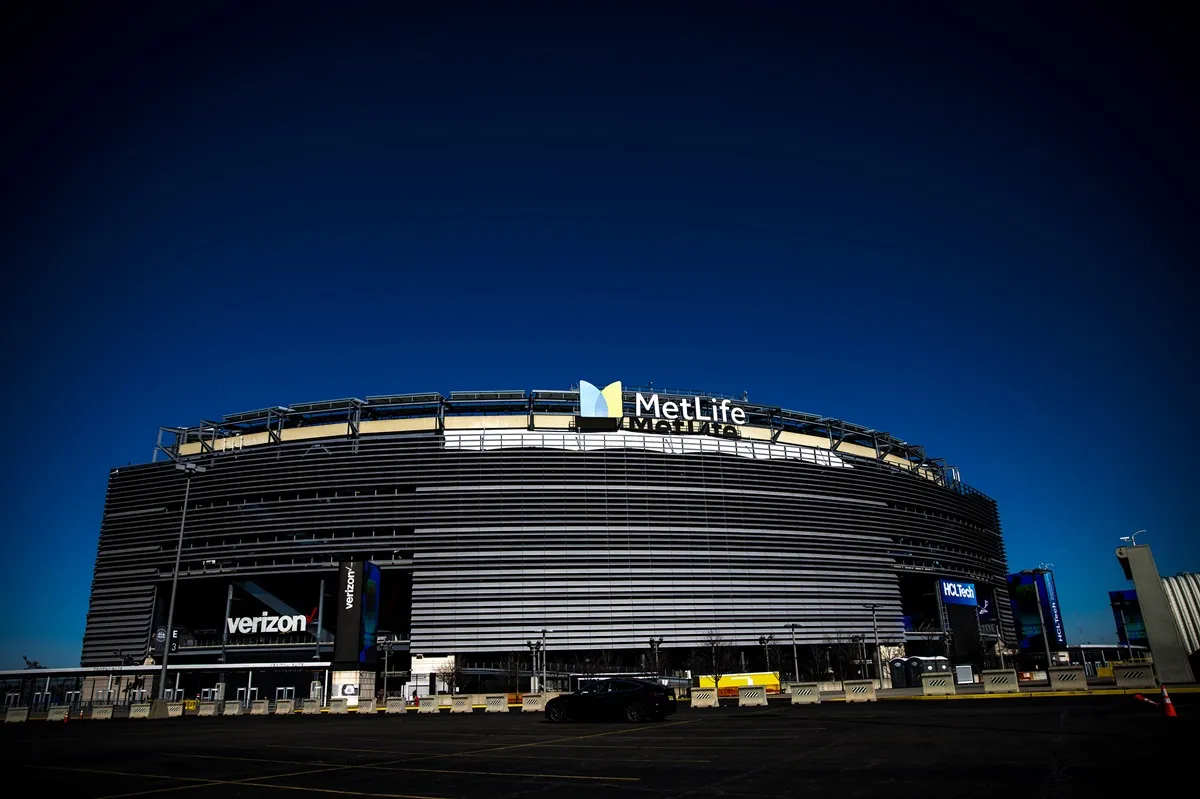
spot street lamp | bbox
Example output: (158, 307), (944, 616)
(862, 604), (882, 683)
(159, 461), (206, 699)
(541, 628), (553, 692)
(784, 623), (800, 683)
(381, 636), (393, 699)
(757, 634), (775, 677)
(1024, 568), (1055, 674)
(525, 640), (542, 692)
(648, 637), (664, 674)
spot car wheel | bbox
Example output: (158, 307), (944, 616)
(546, 703), (567, 723)
(623, 703), (646, 723)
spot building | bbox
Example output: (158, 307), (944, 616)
(1111, 571), (1200, 678)
(1114, 545), (1195, 683)
(1161, 572), (1200, 658)
(80, 383), (1015, 698)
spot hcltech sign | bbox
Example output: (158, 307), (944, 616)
(580, 380), (748, 438)
(939, 580), (978, 606)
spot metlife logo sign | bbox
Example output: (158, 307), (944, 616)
(939, 580), (978, 606)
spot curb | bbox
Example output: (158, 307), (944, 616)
(799, 686), (1200, 702)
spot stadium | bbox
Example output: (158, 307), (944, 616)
(79, 382), (1015, 701)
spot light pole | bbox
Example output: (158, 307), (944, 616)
(648, 637), (664, 675)
(863, 604), (882, 684)
(757, 634), (775, 678)
(1025, 569), (1054, 674)
(526, 640), (542, 692)
(541, 629), (552, 692)
(1118, 605), (1133, 662)
(382, 637), (392, 699)
(159, 461), (206, 699)
(784, 623), (800, 683)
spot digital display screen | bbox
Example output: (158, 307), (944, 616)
(1109, 589), (1147, 647)
(939, 580), (978, 606)
(360, 561), (381, 666)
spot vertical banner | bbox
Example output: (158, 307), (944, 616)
(1039, 570), (1067, 648)
(334, 561), (363, 666)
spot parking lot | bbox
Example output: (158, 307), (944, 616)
(2, 694), (1195, 798)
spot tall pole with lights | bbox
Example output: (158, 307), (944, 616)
(526, 640), (542, 692)
(648, 637), (664, 675)
(785, 623), (800, 683)
(159, 461), (206, 699)
(863, 604), (882, 684)
(1024, 568), (1054, 673)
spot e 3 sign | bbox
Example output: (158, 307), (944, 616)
(939, 580), (977, 606)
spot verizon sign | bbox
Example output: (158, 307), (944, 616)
(226, 611), (311, 635)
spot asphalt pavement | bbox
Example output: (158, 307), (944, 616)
(2, 694), (1196, 798)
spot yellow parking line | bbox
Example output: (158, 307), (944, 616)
(373, 765), (638, 782)
(173, 753), (640, 782)
(27, 763), (452, 799)
(881, 687), (1200, 700)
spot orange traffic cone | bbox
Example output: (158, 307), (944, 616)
(1161, 685), (1178, 718)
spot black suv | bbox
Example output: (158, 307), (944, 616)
(545, 678), (677, 723)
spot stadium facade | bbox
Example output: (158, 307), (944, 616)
(82, 383), (1015, 689)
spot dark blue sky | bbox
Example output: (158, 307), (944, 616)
(1, 3), (1195, 668)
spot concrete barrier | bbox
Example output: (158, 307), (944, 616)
(275, 699), (295, 715)
(385, 698), (407, 714)
(920, 673), (956, 696)
(46, 705), (69, 722)
(842, 680), (877, 702)
(167, 702), (184, 718)
(90, 705), (114, 720)
(419, 696), (440, 714)
(5, 706), (29, 723)
(451, 694), (473, 713)
(485, 694), (508, 713)
(250, 700), (269, 715)
(788, 682), (821, 704)
(330, 698), (348, 714)
(129, 703), (153, 719)
(356, 699), (377, 715)
(196, 701), (217, 717)
(737, 685), (768, 707)
(689, 687), (719, 708)
(437, 693), (453, 709)
(1113, 664), (1157, 689)
(521, 693), (544, 712)
(223, 701), (242, 716)
(1047, 666), (1089, 691)
(981, 670), (1019, 694)
(301, 699), (320, 715)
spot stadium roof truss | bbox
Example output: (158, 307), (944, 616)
(153, 388), (957, 485)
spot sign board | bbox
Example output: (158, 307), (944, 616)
(939, 580), (977, 606)
(333, 561), (380, 668)
(1007, 571), (1068, 649)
